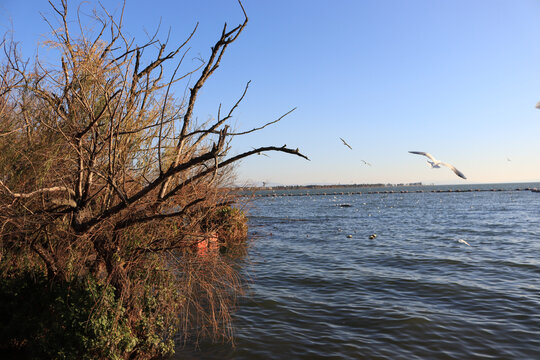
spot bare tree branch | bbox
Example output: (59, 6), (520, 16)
(0, 180), (75, 199)
(229, 107), (297, 136)
(0, 0), (307, 351)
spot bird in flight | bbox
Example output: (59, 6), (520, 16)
(252, 147), (269, 157)
(409, 151), (467, 179)
(361, 160), (371, 166)
(340, 137), (353, 150)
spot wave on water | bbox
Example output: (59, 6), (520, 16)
(178, 183), (540, 359)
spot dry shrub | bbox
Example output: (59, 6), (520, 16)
(0, 1), (308, 358)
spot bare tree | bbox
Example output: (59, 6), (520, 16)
(0, 0), (307, 357)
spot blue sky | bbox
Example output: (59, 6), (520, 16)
(3, 0), (540, 185)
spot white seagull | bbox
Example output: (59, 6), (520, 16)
(409, 151), (467, 179)
(340, 137), (353, 150)
(361, 159), (372, 166)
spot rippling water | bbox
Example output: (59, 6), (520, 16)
(179, 183), (540, 359)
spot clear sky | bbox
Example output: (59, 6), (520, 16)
(3, 0), (540, 185)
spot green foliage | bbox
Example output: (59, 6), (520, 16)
(0, 271), (175, 359)
(130, 272), (181, 358)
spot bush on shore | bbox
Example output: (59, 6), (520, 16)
(203, 205), (249, 247)
(0, 1), (307, 358)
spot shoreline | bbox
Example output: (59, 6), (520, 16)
(243, 182), (423, 191)
(247, 186), (540, 198)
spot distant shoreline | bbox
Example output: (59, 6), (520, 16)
(243, 182), (423, 191)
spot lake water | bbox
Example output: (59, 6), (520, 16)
(179, 183), (540, 359)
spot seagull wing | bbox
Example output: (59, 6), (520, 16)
(340, 138), (353, 150)
(440, 162), (467, 179)
(252, 147), (270, 157)
(408, 151), (437, 162)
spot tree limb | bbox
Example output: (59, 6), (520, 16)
(0, 180), (75, 199)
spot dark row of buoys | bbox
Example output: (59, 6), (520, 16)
(252, 188), (537, 198)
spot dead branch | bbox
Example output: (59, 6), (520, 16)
(229, 108), (297, 136)
(0, 180), (75, 199)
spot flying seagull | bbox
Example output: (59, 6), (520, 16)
(340, 137), (353, 150)
(252, 147), (269, 157)
(361, 160), (372, 166)
(409, 151), (467, 179)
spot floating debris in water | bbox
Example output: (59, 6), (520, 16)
(337, 204), (352, 208)
(369, 234), (377, 239)
(457, 239), (471, 246)
(347, 235), (353, 238)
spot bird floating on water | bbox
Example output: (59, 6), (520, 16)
(340, 137), (353, 150)
(457, 239), (471, 246)
(408, 151), (467, 179)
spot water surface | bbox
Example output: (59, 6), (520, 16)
(179, 183), (540, 359)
